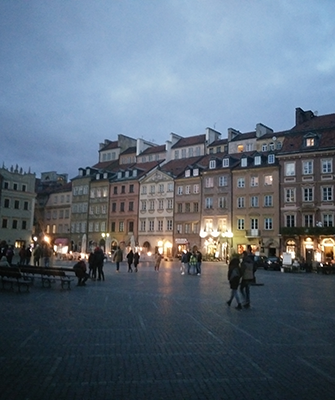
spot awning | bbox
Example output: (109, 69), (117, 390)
(54, 238), (69, 246)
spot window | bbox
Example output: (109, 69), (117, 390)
(22, 184), (27, 192)
(205, 197), (213, 209)
(209, 160), (216, 169)
(14, 200), (19, 209)
(140, 220), (146, 231)
(185, 203), (190, 212)
(264, 195), (273, 207)
(286, 215), (295, 227)
(149, 200), (155, 210)
(306, 137), (315, 147)
(12, 220), (18, 229)
(189, 148), (194, 157)
(150, 185), (155, 194)
(264, 175), (273, 185)
(237, 178), (245, 188)
(285, 189), (295, 203)
(112, 202), (116, 212)
(222, 158), (229, 167)
(177, 186), (183, 195)
(322, 159), (332, 174)
(158, 220), (163, 231)
(250, 177), (258, 187)
(174, 150), (179, 159)
(129, 201), (134, 211)
(4, 199), (9, 208)
(2, 219), (7, 228)
(193, 202), (199, 212)
(237, 197), (245, 208)
(119, 222), (124, 232)
(304, 214), (314, 227)
(322, 187), (332, 201)
(129, 184), (134, 193)
(250, 218), (258, 229)
(303, 160), (313, 175)
(269, 142), (275, 151)
(262, 144), (267, 152)
(205, 177), (214, 188)
(181, 149), (186, 158)
(120, 202), (125, 212)
(158, 199), (164, 210)
(264, 218), (273, 230)
(13, 183), (18, 190)
(167, 199), (173, 209)
(250, 196), (259, 207)
(303, 187), (313, 202)
(193, 184), (199, 194)
(185, 170), (191, 177)
(218, 197), (226, 209)
(185, 185), (190, 195)
(141, 201), (147, 211)
(193, 168), (199, 176)
(113, 187), (117, 195)
(158, 184), (164, 193)
(323, 214), (333, 227)
(167, 220), (173, 231)
(185, 223), (191, 234)
(177, 224), (182, 234)
(254, 156), (261, 165)
(192, 222), (199, 234)
(237, 144), (244, 153)
(142, 186), (147, 195)
(111, 222), (115, 232)
(237, 219), (245, 230)
(268, 154), (275, 164)
(241, 158), (247, 167)
(285, 162), (295, 176)
(167, 183), (173, 192)
(177, 203), (183, 213)
(218, 176), (228, 187)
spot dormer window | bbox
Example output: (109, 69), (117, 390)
(96, 174), (100, 180)
(185, 170), (191, 177)
(254, 156), (261, 166)
(262, 144), (267, 152)
(268, 154), (275, 164)
(269, 142), (275, 151)
(209, 160), (216, 169)
(304, 132), (318, 148)
(222, 158), (229, 168)
(193, 168), (199, 176)
(103, 172), (108, 179)
(241, 158), (248, 167)
(117, 172), (122, 179)
(276, 141), (282, 150)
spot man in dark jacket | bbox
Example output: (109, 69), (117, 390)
(94, 247), (105, 281)
(239, 250), (255, 308)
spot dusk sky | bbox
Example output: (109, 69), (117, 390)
(1, 1), (335, 179)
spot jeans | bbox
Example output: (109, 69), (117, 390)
(228, 289), (240, 304)
(240, 280), (251, 304)
(196, 262), (201, 274)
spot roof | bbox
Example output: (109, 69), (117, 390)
(171, 134), (206, 149)
(160, 156), (206, 178)
(140, 144), (166, 155)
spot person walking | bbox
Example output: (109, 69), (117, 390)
(133, 251), (140, 272)
(240, 250), (255, 308)
(113, 246), (123, 272)
(126, 249), (134, 272)
(226, 257), (242, 310)
(154, 251), (162, 271)
(94, 247), (105, 281)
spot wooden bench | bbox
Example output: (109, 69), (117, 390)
(19, 266), (74, 290)
(0, 267), (33, 293)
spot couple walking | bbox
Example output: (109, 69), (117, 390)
(227, 249), (255, 310)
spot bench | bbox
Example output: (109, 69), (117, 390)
(0, 267), (33, 293)
(19, 266), (74, 290)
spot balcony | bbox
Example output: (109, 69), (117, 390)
(245, 229), (261, 238)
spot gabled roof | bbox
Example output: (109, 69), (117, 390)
(171, 134), (206, 149)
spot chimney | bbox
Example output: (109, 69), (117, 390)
(295, 108), (315, 126)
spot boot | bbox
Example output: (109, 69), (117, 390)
(226, 300), (232, 306)
(236, 303), (242, 310)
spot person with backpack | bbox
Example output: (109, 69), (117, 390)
(226, 257), (242, 310)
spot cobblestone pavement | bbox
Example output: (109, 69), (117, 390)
(1, 259), (335, 400)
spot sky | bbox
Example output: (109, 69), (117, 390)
(1, 0), (335, 179)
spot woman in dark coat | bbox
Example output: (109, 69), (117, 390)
(133, 251), (140, 272)
(226, 257), (242, 310)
